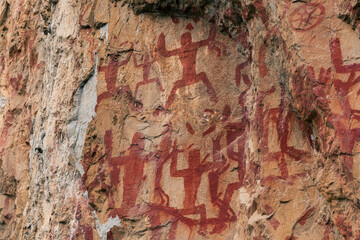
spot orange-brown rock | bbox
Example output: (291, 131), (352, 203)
(0, 0), (360, 239)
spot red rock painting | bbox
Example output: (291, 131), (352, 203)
(133, 52), (164, 98)
(3, 0), (360, 239)
(73, 2), (360, 239)
(146, 117), (248, 235)
(97, 41), (134, 103)
(289, 3), (325, 32)
(104, 130), (151, 216)
(157, 25), (219, 109)
(327, 38), (360, 171)
(257, 86), (310, 185)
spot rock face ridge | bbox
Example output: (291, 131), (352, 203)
(0, 0), (360, 239)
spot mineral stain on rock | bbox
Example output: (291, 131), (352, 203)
(0, 0), (359, 239)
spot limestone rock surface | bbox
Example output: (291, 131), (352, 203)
(0, 0), (360, 239)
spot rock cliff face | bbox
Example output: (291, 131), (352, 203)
(1, 0), (360, 239)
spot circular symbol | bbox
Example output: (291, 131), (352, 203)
(289, 3), (325, 32)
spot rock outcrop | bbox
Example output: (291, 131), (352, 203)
(0, 0), (360, 239)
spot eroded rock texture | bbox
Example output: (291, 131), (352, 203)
(1, 0), (360, 239)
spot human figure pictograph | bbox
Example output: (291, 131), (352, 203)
(146, 120), (246, 235)
(207, 133), (234, 234)
(328, 38), (360, 170)
(260, 86), (311, 185)
(104, 130), (150, 216)
(157, 25), (219, 109)
(133, 53), (164, 98)
(97, 41), (134, 108)
(99, 41), (133, 93)
(207, 106), (248, 233)
(170, 146), (212, 231)
(151, 125), (173, 207)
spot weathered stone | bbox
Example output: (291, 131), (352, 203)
(0, 170), (16, 197)
(0, 0), (360, 239)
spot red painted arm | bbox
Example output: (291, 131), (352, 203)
(133, 54), (142, 68)
(157, 33), (179, 57)
(119, 50), (133, 66)
(330, 38), (360, 73)
(104, 130), (127, 165)
(170, 143), (186, 177)
(198, 25), (217, 47)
